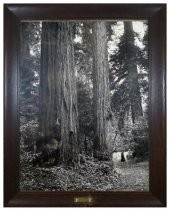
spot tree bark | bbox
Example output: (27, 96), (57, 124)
(92, 22), (112, 159)
(40, 22), (78, 166)
(40, 23), (61, 138)
(58, 23), (79, 166)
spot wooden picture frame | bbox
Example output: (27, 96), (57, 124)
(4, 4), (166, 207)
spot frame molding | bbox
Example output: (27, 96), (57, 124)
(4, 4), (166, 207)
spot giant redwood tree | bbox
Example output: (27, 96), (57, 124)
(40, 22), (78, 166)
(92, 22), (112, 159)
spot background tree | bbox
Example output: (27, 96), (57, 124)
(20, 22), (41, 151)
(110, 21), (143, 126)
(109, 21), (148, 158)
(74, 22), (94, 155)
(124, 21), (143, 123)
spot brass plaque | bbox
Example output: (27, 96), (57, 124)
(74, 196), (93, 203)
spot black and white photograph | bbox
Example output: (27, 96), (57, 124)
(19, 20), (149, 192)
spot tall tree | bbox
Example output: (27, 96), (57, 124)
(40, 22), (78, 166)
(40, 23), (60, 138)
(92, 22), (112, 159)
(110, 21), (143, 128)
(124, 21), (143, 123)
(58, 23), (79, 166)
(109, 21), (148, 157)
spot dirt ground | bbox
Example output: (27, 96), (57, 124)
(113, 160), (149, 191)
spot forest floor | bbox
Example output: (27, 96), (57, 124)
(20, 153), (149, 192)
(112, 160), (149, 191)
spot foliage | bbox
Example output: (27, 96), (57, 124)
(131, 118), (149, 160)
(108, 21), (149, 159)
(20, 149), (148, 191)
(20, 22), (41, 149)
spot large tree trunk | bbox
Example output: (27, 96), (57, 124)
(92, 22), (112, 159)
(40, 23), (60, 138)
(40, 22), (78, 166)
(124, 21), (143, 123)
(58, 23), (79, 166)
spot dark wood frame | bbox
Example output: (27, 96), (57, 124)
(4, 4), (166, 207)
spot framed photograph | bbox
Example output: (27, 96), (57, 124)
(4, 4), (166, 207)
